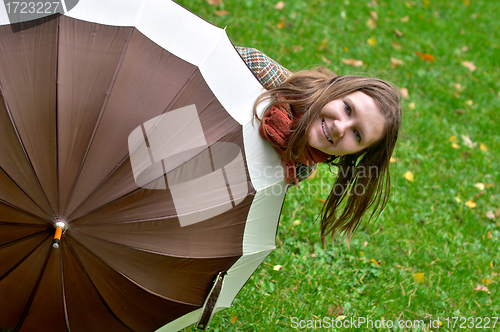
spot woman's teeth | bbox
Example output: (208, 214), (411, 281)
(322, 119), (333, 144)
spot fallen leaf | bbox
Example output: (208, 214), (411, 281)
(409, 102), (415, 109)
(455, 109), (466, 114)
(391, 57), (404, 67)
(487, 231), (493, 238)
(454, 196), (461, 203)
(206, 0), (222, 5)
(394, 29), (403, 37)
(273, 265), (283, 271)
(337, 315), (347, 321)
(370, 11), (378, 20)
(454, 83), (464, 91)
(480, 143), (487, 151)
(449, 136), (457, 142)
(341, 58), (363, 67)
(416, 51), (436, 62)
(214, 10), (229, 16)
(311, 253), (317, 258)
(274, 1), (285, 10)
(390, 157), (397, 163)
(482, 278), (491, 285)
(293, 220), (301, 226)
(474, 183), (485, 190)
(321, 56), (331, 65)
(318, 38), (329, 50)
(413, 273), (424, 283)
(464, 0), (470, 5)
(369, 259), (380, 265)
(452, 143), (460, 149)
(462, 46), (469, 52)
(366, 18), (377, 29)
(466, 100), (473, 106)
(231, 316), (238, 324)
(317, 198), (326, 203)
(277, 20), (285, 29)
(400, 16), (409, 22)
(462, 61), (476, 71)
(293, 45), (302, 52)
(404, 171), (414, 182)
(461, 135), (477, 148)
(465, 200), (477, 208)
(474, 284), (490, 293)
(367, 37), (377, 46)
(392, 42), (402, 50)
(400, 87), (409, 99)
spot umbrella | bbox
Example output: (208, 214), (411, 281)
(0, 1), (287, 331)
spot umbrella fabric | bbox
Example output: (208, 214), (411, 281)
(0, 1), (287, 331)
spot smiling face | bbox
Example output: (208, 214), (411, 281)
(308, 91), (386, 156)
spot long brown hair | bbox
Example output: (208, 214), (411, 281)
(254, 67), (402, 243)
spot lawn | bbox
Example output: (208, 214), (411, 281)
(176, 0), (500, 331)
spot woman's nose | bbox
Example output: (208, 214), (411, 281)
(334, 120), (346, 138)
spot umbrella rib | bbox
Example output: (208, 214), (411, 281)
(0, 166), (51, 218)
(0, 232), (50, 281)
(0, 88), (56, 218)
(0, 198), (52, 225)
(62, 27), (136, 215)
(64, 236), (136, 332)
(13, 238), (52, 332)
(66, 70), (216, 221)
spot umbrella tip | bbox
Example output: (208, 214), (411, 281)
(52, 220), (67, 249)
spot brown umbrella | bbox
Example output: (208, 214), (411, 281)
(0, 1), (287, 331)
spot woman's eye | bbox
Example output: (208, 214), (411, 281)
(344, 102), (351, 114)
(354, 131), (361, 143)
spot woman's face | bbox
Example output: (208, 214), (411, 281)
(308, 91), (385, 156)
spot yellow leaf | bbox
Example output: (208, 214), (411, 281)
(359, 251), (365, 257)
(400, 16), (409, 22)
(274, 1), (285, 10)
(293, 220), (301, 226)
(482, 278), (491, 285)
(409, 102), (416, 110)
(449, 136), (457, 141)
(404, 171), (414, 182)
(390, 157), (397, 163)
(466, 99), (473, 106)
(367, 37), (377, 46)
(474, 183), (485, 190)
(369, 11), (378, 21)
(344, 46), (349, 51)
(462, 61), (476, 71)
(491, 261), (494, 268)
(464, 0), (470, 5)
(487, 231), (493, 238)
(277, 21), (285, 29)
(231, 316), (238, 324)
(336, 315), (347, 321)
(452, 143), (459, 149)
(480, 143), (487, 151)
(321, 56), (331, 65)
(454, 196), (461, 203)
(273, 265), (283, 271)
(413, 272), (424, 283)
(206, 0), (223, 5)
(366, 18), (377, 29)
(465, 200), (477, 208)
(341, 58), (363, 67)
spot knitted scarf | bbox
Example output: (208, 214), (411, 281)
(259, 105), (331, 185)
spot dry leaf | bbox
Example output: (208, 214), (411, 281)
(449, 136), (457, 142)
(277, 21), (285, 29)
(409, 102), (416, 110)
(474, 284), (490, 293)
(482, 278), (491, 285)
(416, 51), (436, 62)
(311, 253), (317, 258)
(394, 29), (403, 37)
(293, 220), (301, 226)
(452, 143), (459, 149)
(390, 157), (397, 163)
(413, 272), (424, 283)
(366, 18), (377, 29)
(401, 16), (409, 22)
(370, 11), (378, 20)
(464, 0), (470, 5)
(321, 56), (331, 65)
(367, 37), (377, 46)
(404, 171), (414, 182)
(454, 83), (464, 91)
(274, 1), (285, 10)
(231, 316), (238, 324)
(341, 59), (363, 67)
(487, 231), (493, 238)
(480, 143), (487, 152)
(474, 183), (485, 190)
(392, 42), (402, 50)
(465, 200), (477, 208)
(391, 57), (404, 68)
(214, 10), (229, 16)
(455, 109), (466, 114)
(466, 100), (473, 106)
(317, 198), (326, 203)
(461, 135), (477, 148)
(454, 196), (461, 203)
(206, 0), (223, 5)
(369, 259), (380, 265)
(462, 61), (476, 71)
(400, 87), (409, 99)
(273, 265), (283, 271)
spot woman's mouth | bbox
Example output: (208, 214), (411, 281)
(322, 119), (334, 144)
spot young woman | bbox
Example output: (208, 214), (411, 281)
(237, 47), (402, 243)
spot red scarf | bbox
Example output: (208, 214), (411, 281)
(259, 105), (330, 185)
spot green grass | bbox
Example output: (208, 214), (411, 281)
(176, 0), (500, 331)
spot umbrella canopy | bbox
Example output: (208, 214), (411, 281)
(0, 1), (287, 331)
